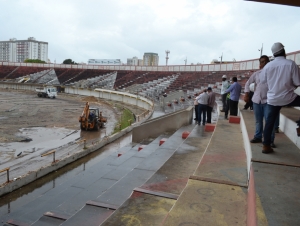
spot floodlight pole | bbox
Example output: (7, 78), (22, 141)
(165, 50), (170, 66)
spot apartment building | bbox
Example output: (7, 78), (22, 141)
(127, 56), (143, 66)
(0, 37), (48, 63)
(143, 52), (159, 66)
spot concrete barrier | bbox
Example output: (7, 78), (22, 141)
(132, 106), (193, 143)
(0, 83), (154, 112)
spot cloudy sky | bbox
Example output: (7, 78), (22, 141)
(1, 0), (299, 65)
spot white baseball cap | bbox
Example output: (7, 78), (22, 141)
(271, 42), (284, 55)
(222, 75), (227, 78)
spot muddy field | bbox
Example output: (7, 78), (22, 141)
(0, 88), (121, 165)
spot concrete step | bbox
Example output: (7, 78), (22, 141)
(163, 180), (247, 225)
(61, 125), (194, 226)
(241, 104), (300, 225)
(162, 112), (248, 225)
(101, 124), (213, 225)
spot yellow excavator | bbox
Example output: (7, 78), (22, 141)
(79, 102), (107, 131)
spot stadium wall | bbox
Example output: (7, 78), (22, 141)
(1, 50), (299, 72)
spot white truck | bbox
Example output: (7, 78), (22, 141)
(35, 86), (57, 98)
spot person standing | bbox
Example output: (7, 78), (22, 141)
(224, 83), (231, 120)
(195, 89), (209, 126)
(244, 55), (277, 148)
(194, 93), (199, 122)
(260, 42), (300, 154)
(225, 77), (242, 116)
(206, 87), (216, 123)
(220, 75), (230, 112)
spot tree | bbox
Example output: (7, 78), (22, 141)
(63, 59), (77, 64)
(24, 59), (46, 63)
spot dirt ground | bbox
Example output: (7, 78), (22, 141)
(0, 88), (122, 166)
(0, 88), (118, 143)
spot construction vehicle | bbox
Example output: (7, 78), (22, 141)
(79, 102), (107, 131)
(36, 86), (57, 98)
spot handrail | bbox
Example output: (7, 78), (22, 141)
(41, 150), (56, 163)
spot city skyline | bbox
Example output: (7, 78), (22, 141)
(1, 0), (299, 65)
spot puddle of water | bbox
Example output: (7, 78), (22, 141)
(0, 117), (7, 120)
(0, 127), (81, 163)
(0, 125), (115, 165)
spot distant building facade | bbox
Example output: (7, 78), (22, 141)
(127, 56), (143, 66)
(143, 53), (159, 66)
(88, 59), (122, 65)
(0, 37), (48, 63)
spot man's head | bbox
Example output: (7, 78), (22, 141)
(271, 42), (285, 57)
(207, 87), (212, 92)
(232, 77), (237, 82)
(222, 75), (227, 81)
(259, 55), (270, 69)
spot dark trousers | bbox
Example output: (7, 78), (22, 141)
(194, 105), (199, 121)
(244, 91), (254, 109)
(225, 99), (230, 117)
(263, 96), (300, 145)
(222, 93), (227, 110)
(230, 100), (239, 116)
(198, 104), (207, 125)
(207, 106), (213, 123)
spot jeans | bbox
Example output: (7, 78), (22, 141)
(207, 106), (213, 123)
(263, 96), (300, 145)
(198, 104), (207, 125)
(253, 103), (275, 142)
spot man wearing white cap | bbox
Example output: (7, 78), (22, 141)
(260, 42), (300, 154)
(220, 75), (230, 112)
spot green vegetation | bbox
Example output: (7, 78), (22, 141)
(63, 59), (77, 64)
(24, 59), (46, 63)
(113, 105), (135, 134)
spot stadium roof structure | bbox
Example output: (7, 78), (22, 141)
(245, 0), (300, 7)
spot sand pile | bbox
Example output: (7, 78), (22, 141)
(81, 96), (99, 102)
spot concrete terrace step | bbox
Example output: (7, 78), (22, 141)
(101, 124), (213, 225)
(241, 105), (300, 225)
(162, 113), (248, 225)
(61, 124), (195, 226)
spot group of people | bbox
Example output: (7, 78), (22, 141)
(244, 42), (300, 154)
(220, 75), (242, 119)
(194, 87), (216, 126)
(193, 42), (300, 154)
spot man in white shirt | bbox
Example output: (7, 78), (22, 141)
(220, 75), (230, 112)
(195, 89), (209, 126)
(259, 42), (300, 154)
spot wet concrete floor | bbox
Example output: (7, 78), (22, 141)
(0, 132), (132, 217)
